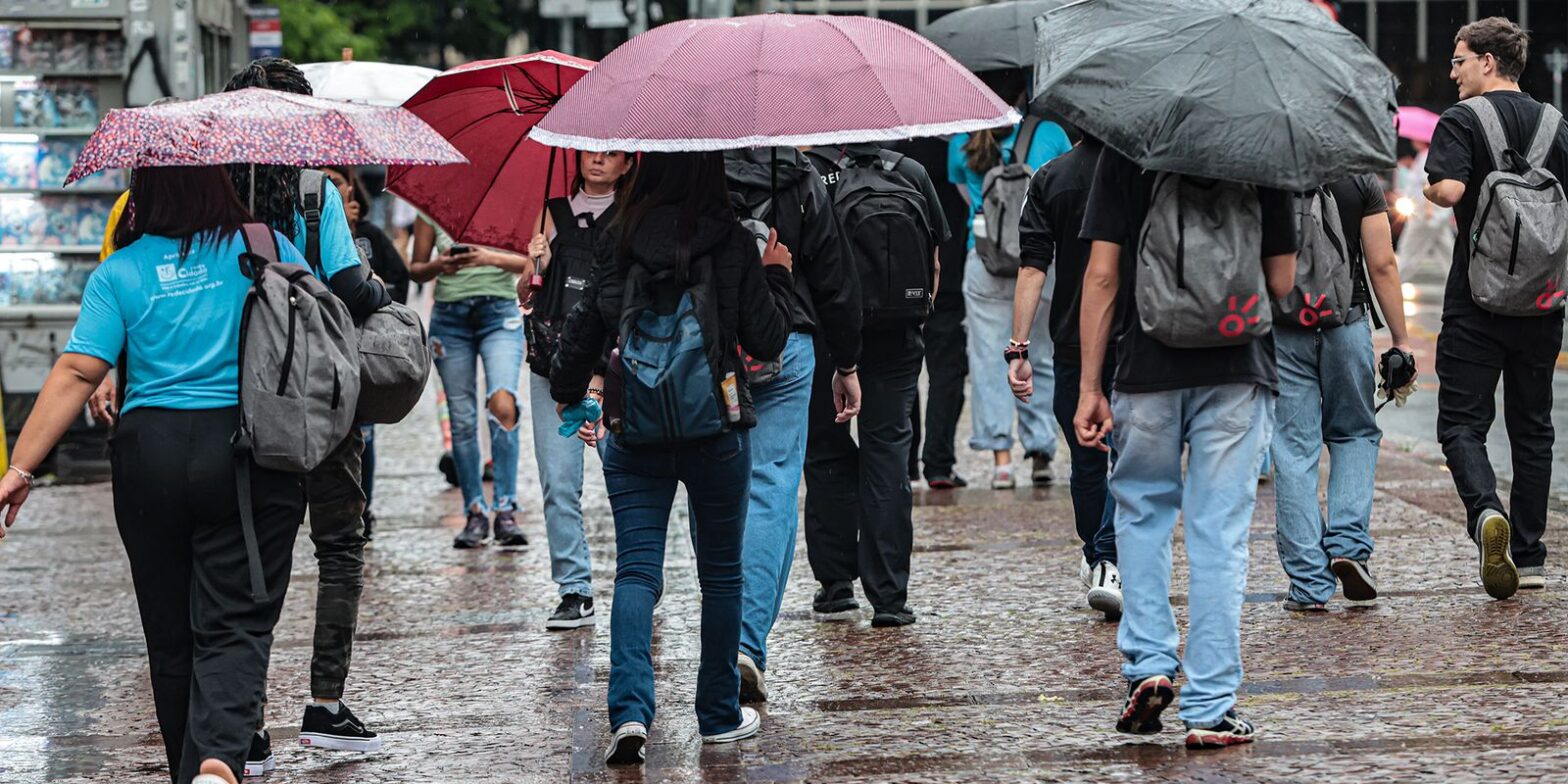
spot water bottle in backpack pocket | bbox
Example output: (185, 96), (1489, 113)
(974, 115), (1043, 278)
(1461, 97), (1568, 316)
(831, 152), (935, 326)
(1274, 187), (1353, 329)
(1135, 173), (1271, 348)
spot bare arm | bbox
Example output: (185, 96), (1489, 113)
(407, 220), (443, 283)
(0, 354), (111, 532)
(1073, 241), (1121, 452)
(1360, 213), (1412, 350)
(1263, 252), (1297, 301)
(1423, 179), (1465, 209)
(1011, 266), (1048, 343)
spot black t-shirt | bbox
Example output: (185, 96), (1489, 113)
(1322, 173), (1388, 309)
(355, 221), (409, 304)
(1018, 138), (1101, 361)
(1079, 148), (1299, 394)
(1425, 89), (1568, 320)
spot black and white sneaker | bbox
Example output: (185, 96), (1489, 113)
(813, 583), (859, 621)
(1185, 710), (1256, 748)
(243, 730), (276, 777)
(1087, 561), (1123, 619)
(493, 510), (528, 547)
(1330, 557), (1378, 602)
(702, 706), (761, 744)
(605, 722), (648, 765)
(546, 594), (595, 630)
(299, 702), (383, 752)
(452, 511), (489, 549)
(1116, 674), (1174, 734)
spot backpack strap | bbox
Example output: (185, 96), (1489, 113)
(1011, 115), (1044, 167)
(296, 169), (328, 277)
(237, 222), (282, 280)
(1525, 103), (1564, 168)
(546, 197), (577, 239)
(1461, 96), (1512, 172)
(232, 220), (279, 604)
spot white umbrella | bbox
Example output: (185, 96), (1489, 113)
(297, 58), (441, 107)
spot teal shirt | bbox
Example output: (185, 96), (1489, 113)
(292, 185), (362, 280)
(64, 230), (307, 413)
(948, 120), (1073, 248)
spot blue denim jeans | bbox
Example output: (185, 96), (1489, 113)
(738, 332), (815, 671)
(603, 429), (751, 736)
(962, 250), (1058, 456)
(1270, 319), (1380, 604)
(529, 371), (594, 597)
(429, 296), (526, 515)
(1110, 384), (1271, 728)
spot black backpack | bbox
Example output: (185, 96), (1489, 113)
(526, 197), (614, 378)
(815, 150), (934, 325)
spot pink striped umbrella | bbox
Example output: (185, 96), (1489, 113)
(63, 87), (465, 185)
(530, 14), (1018, 151)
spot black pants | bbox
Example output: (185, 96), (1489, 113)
(804, 326), (924, 612)
(304, 429), (367, 700)
(1052, 358), (1118, 565)
(919, 302), (968, 479)
(111, 407), (304, 783)
(1436, 313), (1563, 567)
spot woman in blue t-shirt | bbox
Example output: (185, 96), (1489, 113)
(946, 69), (1072, 491)
(0, 165), (306, 784)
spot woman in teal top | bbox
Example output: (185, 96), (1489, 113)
(0, 165), (307, 784)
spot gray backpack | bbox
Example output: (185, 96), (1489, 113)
(1462, 97), (1568, 316)
(1136, 173), (1271, 348)
(236, 223), (361, 473)
(974, 115), (1042, 278)
(1275, 187), (1353, 329)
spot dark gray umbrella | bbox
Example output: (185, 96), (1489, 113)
(1033, 0), (1398, 191)
(924, 0), (1070, 73)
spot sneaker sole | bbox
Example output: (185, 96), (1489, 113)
(1331, 560), (1378, 602)
(1519, 576), (1546, 590)
(1087, 587), (1122, 616)
(702, 713), (760, 744)
(1116, 677), (1174, 734)
(1478, 514), (1518, 600)
(545, 613), (597, 631)
(299, 733), (384, 752)
(605, 733), (646, 765)
(870, 615), (916, 628)
(1185, 727), (1255, 748)
(242, 755), (276, 777)
(991, 481), (1016, 490)
(452, 539), (488, 549)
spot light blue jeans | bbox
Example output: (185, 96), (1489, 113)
(962, 250), (1058, 456)
(738, 332), (816, 671)
(1111, 383), (1271, 728)
(1270, 319), (1380, 604)
(429, 296), (526, 515)
(530, 371), (594, 598)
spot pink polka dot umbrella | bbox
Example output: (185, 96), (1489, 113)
(63, 87), (466, 185)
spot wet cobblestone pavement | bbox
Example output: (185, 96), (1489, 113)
(3, 380), (1567, 783)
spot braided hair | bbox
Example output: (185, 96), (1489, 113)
(224, 58), (313, 238)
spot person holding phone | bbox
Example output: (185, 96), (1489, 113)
(409, 217), (536, 549)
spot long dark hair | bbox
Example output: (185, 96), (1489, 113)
(612, 152), (732, 279)
(112, 166), (253, 257)
(225, 58), (313, 237)
(964, 69), (1030, 174)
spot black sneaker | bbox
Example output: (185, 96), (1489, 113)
(493, 510), (528, 547)
(453, 511), (489, 549)
(1476, 509), (1518, 600)
(1116, 674), (1175, 734)
(1185, 710), (1256, 748)
(1027, 452), (1053, 484)
(438, 451), (459, 487)
(300, 702), (383, 752)
(926, 474), (969, 489)
(870, 607), (916, 627)
(243, 730), (276, 777)
(1330, 557), (1377, 602)
(546, 594), (596, 630)
(813, 583), (859, 621)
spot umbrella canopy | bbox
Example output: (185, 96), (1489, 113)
(1396, 106), (1440, 144)
(530, 14), (1017, 152)
(1033, 0), (1397, 191)
(297, 60), (441, 107)
(64, 87), (465, 185)
(385, 51), (595, 254)
(924, 0), (1070, 73)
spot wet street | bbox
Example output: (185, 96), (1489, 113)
(4, 319), (1568, 782)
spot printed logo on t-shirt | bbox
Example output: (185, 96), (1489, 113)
(149, 253), (217, 303)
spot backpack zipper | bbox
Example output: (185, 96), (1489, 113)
(1508, 214), (1522, 275)
(276, 296), (298, 396)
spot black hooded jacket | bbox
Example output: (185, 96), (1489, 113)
(725, 148), (862, 369)
(549, 204), (796, 430)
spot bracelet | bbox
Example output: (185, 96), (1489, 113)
(1007, 338), (1030, 348)
(836, 366), (858, 377)
(7, 464), (34, 487)
(586, 388), (604, 397)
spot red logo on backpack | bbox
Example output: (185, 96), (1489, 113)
(1295, 292), (1335, 328)
(1217, 294), (1262, 338)
(1536, 279), (1566, 311)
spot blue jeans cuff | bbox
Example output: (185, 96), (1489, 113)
(560, 583), (593, 599)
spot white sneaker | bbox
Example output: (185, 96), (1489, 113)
(991, 464), (1016, 490)
(192, 776), (230, 784)
(1087, 561), (1123, 618)
(737, 652), (768, 703)
(1079, 556), (1092, 589)
(605, 722), (648, 765)
(702, 706), (761, 744)
(1518, 565), (1546, 590)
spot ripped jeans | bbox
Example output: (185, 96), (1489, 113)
(429, 296), (527, 515)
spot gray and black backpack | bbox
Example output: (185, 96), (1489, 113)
(1461, 97), (1568, 316)
(1275, 187), (1353, 329)
(974, 115), (1042, 278)
(1135, 173), (1271, 348)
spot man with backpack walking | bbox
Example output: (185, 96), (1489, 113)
(1270, 175), (1414, 611)
(803, 142), (950, 628)
(1077, 148), (1297, 747)
(723, 147), (862, 699)
(1424, 17), (1568, 600)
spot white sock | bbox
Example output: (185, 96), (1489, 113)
(312, 700), (342, 714)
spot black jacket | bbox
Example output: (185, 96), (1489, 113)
(725, 148), (862, 369)
(549, 204), (796, 430)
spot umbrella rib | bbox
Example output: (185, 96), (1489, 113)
(816, 19), (908, 133)
(459, 126), (537, 241)
(1241, 21), (1303, 183)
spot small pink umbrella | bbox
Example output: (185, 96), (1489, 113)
(64, 87), (466, 185)
(530, 14), (1018, 151)
(1396, 106), (1440, 144)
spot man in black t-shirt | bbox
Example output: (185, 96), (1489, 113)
(1424, 17), (1568, 600)
(1270, 175), (1414, 612)
(1076, 148), (1297, 748)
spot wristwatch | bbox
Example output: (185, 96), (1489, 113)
(1003, 346), (1029, 363)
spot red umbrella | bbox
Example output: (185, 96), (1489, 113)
(530, 14), (1017, 152)
(386, 51), (595, 254)
(64, 87), (465, 185)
